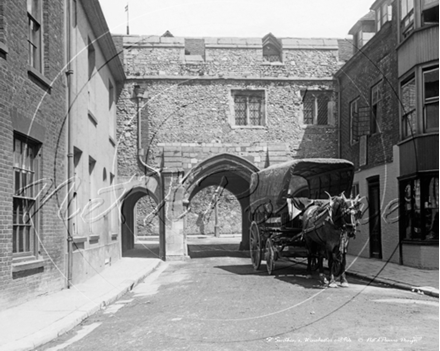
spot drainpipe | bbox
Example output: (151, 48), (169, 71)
(131, 84), (160, 177)
(66, 0), (74, 288)
(336, 77), (341, 159)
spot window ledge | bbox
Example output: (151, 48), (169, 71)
(89, 234), (100, 242)
(301, 124), (334, 128)
(12, 258), (44, 272)
(397, 132), (439, 146)
(261, 62), (284, 66)
(88, 111), (98, 126)
(72, 236), (87, 243)
(27, 66), (52, 93)
(402, 239), (439, 246)
(0, 42), (8, 58)
(231, 125), (266, 130)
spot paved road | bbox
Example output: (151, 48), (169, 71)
(38, 242), (438, 351)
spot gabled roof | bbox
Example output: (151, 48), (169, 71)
(162, 30), (174, 37)
(263, 33), (282, 52)
(348, 10), (375, 35)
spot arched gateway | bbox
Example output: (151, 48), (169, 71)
(182, 153), (260, 251)
(119, 154), (259, 261)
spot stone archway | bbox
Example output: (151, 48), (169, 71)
(119, 175), (165, 259)
(182, 153), (259, 250)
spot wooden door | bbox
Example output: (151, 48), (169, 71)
(368, 177), (382, 259)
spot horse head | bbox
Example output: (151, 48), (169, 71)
(340, 193), (365, 237)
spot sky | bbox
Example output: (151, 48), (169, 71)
(99, 0), (375, 39)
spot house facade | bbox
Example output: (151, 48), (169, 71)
(396, 0), (438, 268)
(0, 0), (125, 310)
(337, 0), (438, 268)
(67, 0), (125, 284)
(0, 1), (67, 309)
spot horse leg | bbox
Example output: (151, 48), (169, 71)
(306, 253), (312, 279)
(328, 254), (338, 288)
(318, 255), (328, 285)
(339, 254), (349, 287)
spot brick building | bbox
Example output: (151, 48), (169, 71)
(113, 33), (351, 257)
(0, 0), (125, 309)
(335, 2), (400, 264)
(0, 1), (67, 309)
(336, 0), (438, 268)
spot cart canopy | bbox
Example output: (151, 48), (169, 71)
(249, 158), (354, 214)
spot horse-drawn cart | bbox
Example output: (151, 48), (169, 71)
(248, 158), (357, 277)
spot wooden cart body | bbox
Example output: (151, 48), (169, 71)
(248, 158), (355, 274)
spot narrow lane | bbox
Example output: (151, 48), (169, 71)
(39, 240), (439, 351)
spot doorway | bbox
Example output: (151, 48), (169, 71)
(368, 176), (382, 259)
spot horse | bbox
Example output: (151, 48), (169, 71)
(302, 193), (363, 288)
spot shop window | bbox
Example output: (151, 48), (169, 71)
(423, 67), (439, 132)
(421, 0), (439, 26)
(13, 134), (41, 258)
(302, 91), (331, 125)
(401, 175), (439, 241)
(232, 90), (265, 126)
(27, 0), (43, 72)
(371, 81), (382, 134)
(400, 0), (415, 39)
(401, 75), (416, 139)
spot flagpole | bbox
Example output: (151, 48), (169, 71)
(126, 2), (130, 35)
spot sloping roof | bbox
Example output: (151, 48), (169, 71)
(249, 159), (354, 213)
(349, 10), (376, 35)
(80, 0), (125, 88)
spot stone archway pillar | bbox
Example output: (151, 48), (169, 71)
(239, 196), (250, 251)
(162, 169), (189, 261)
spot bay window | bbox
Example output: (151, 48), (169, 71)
(400, 0), (415, 39)
(423, 67), (439, 132)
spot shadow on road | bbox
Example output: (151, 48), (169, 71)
(122, 242), (161, 259)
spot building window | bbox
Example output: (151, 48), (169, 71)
(400, 0), (415, 39)
(263, 44), (281, 62)
(401, 75), (416, 139)
(262, 33), (282, 62)
(232, 90), (265, 126)
(27, 0), (42, 72)
(423, 66), (439, 132)
(88, 38), (95, 80)
(350, 98), (359, 144)
(13, 134), (40, 258)
(421, 0), (439, 26)
(371, 81), (382, 134)
(375, 2), (391, 31)
(302, 91), (331, 125)
(184, 38), (205, 61)
(401, 175), (438, 241)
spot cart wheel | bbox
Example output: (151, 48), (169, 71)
(266, 238), (276, 275)
(249, 221), (262, 270)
